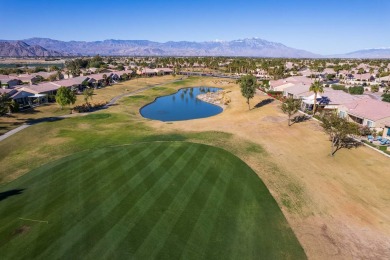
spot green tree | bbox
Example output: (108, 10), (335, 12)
(0, 93), (12, 116)
(281, 97), (301, 126)
(65, 60), (81, 76)
(321, 113), (360, 156)
(382, 93), (390, 103)
(309, 80), (324, 114)
(121, 73), (129, 81)
(238, 75), (257, 110)
(116, 65), (125, 71)
(83, 88), (94, 105)
(55, 86), (76, 109)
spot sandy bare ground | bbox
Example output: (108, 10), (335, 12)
(145, 80), (390, 259)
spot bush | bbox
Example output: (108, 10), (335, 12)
(331, 84), (347, 92)
(349, 86), (364, 95)
(382, 93), (390, 103)
(72, 101), (107, 113)
(267, 90), (283, 100)
(371, 85), (379, 93)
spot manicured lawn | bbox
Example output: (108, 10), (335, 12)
(0, 142), (305, 259)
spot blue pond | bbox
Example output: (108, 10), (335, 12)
(140, 87), (223, 121)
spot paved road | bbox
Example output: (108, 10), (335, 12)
(0, 78), (185, 142)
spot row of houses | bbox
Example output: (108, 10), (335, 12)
(0, 67), (173, 109)
(281, 82), (390, 138)
(0, 71), (125, 108)
(0, 71), (60, 86)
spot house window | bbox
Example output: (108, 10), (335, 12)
(366, 120), (373, 128)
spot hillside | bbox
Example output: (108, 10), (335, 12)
(0, 41), (68, 57)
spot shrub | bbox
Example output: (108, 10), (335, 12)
(331, 84), (347, 92)
(267, 90), (283, 100)
(349, 86), (364, 95)
(72, 101), (107, 113)
(382, 93), (390, 103)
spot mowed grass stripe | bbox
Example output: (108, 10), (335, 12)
(36, 143), (168, 258)
(203, 159), (247, 259)
(129, 146), (213, 258)
(179, 155), (235, 259)
(92, 144), (199, 259)
(154, 154), (223, 259)
(228, 180), (259, 259)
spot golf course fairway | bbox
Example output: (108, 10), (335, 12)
(0, 142), (305, 259)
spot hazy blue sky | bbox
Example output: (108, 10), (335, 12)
(0, 0), (389, 55)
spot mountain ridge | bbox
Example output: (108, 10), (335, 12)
(1, 37), (390, 58)
(18, 37), (320, 58)
(0, 41), (68, 57)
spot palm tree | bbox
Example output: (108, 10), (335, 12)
(309, 80), (324, 115)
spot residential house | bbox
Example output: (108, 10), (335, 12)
(17, 74), (41, 85)
(0, 75), (21, 88)
(338, 98), (390, 132)
(138, 68), (158, 76)
(270, 76), (314, 92)
(157, 68), (173, 75)
(87, 73), (112, 87)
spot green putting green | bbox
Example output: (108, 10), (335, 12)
(0, 142), (305, 259)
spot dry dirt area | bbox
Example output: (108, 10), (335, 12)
(146, 79), (390, 259)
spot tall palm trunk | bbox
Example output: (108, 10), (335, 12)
(313, 92), (317, 114)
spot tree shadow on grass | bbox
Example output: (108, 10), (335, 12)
(24, 117), (65, 125)
(0, 189), (25, 202)
(252, 98), (274, 109)
(290, 115), (311, 125)
(331, 137), (363, 156)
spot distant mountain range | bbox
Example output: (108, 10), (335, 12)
(332, 48), (390, 59)
(1, 38), (319, 58)
(0, 41), (68, 57)
(0, 37), (389, 58)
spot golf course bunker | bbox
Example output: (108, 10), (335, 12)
(0, 142), (305, 259)
(140, 87), (223, 121)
